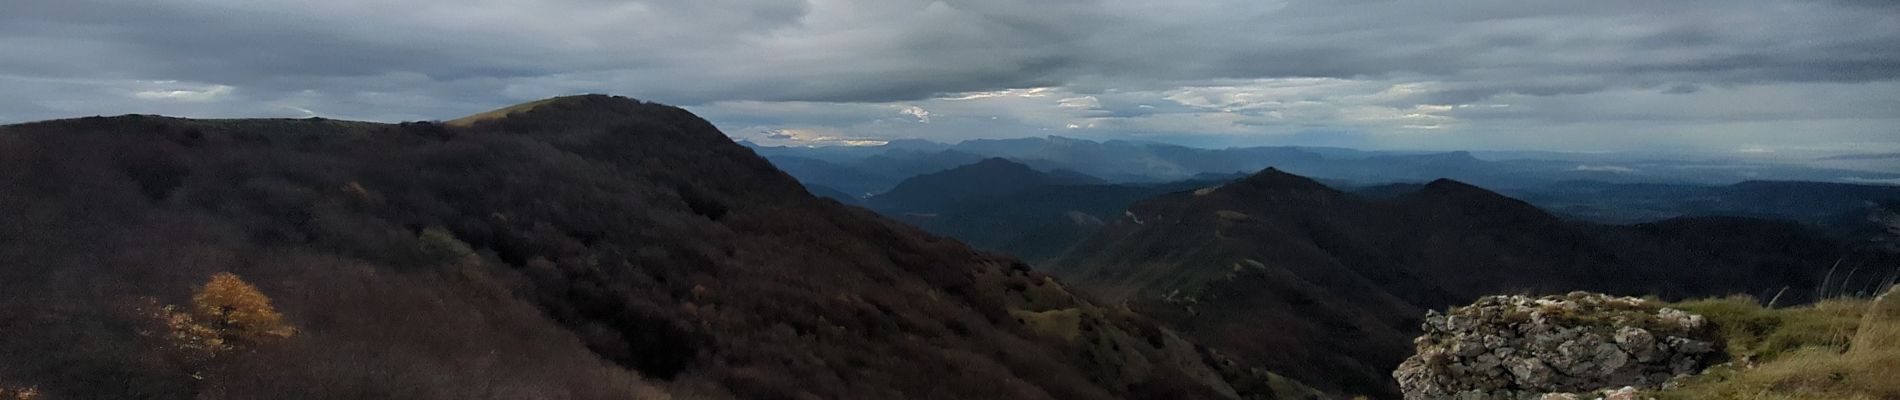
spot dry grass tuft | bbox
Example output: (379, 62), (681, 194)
(1657, 286), (1900, 400)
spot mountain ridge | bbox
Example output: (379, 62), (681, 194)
(1049, 167), (1883, 397)
(749, 136), (1900, 191)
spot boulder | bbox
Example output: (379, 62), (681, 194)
(1394, 292), (1723, 400)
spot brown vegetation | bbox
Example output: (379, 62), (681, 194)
(0, 386), (39, 400)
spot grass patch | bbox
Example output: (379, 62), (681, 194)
(1656, 287), (1900, 400)
(1671, 296), (1865, 362)
(443, 97), (569, 127)
(1011, 308), (1087, 341)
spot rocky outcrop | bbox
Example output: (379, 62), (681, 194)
(1394, 292), (1724, 400)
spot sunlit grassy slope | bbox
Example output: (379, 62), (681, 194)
(442, 96), (572, 127)
(1656, 286), (1900, 400)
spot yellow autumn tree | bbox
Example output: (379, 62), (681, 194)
(158, 272), (296, 358)
(0, 385), (40, 400)
(160, 303), (227, 358)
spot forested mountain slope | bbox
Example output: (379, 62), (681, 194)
(1050, 168), (1890, 398)
(866, 157), (1103, 213)
(0, 95), (1318, 400)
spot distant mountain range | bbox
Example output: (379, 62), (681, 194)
(754, 145), (1900, 397)
(745, 136), (1900, 197)
(1494, 180), (1900, 227)
(1820, 152), (1900, 161)
(790, 152), (1900, 266)
(1046, 168), (1897, 397)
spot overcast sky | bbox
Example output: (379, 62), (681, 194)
(4, 0), (1897, 154)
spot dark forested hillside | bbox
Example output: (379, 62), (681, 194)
(749, 155), (895, 197)
(744, 144), (987, 196)
(1501, 179), (1900, 226)
(1049, 168), (1893, 398)
(0, 95), (1321, 400)
(802, 183), (864, 205)
(866, 157), (1103, 213)
(894, 180), (1222, 264)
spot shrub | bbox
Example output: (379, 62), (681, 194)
(151, 272), (296, 360)
(416, 227), (477, 266)
(190, 272), (297, 347)
(0, 386), (40, 400)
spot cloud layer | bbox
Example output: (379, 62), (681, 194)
(3, 0), (1897, 153)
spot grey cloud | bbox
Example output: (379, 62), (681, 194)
(6, 0), (1896, 105)
(1, 0), (1897, 154)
